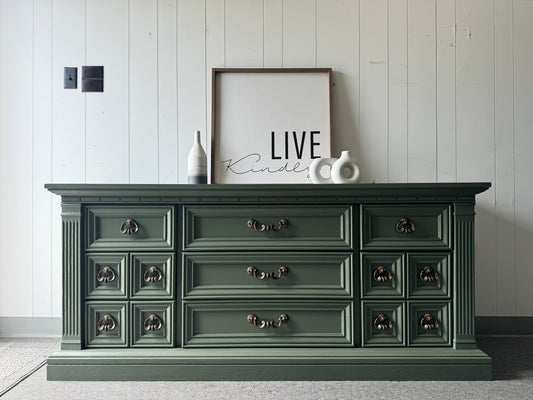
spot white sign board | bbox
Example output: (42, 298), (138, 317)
(211, 69), (332, 184)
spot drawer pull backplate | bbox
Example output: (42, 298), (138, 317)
(420, 313), (439, 330)
(373, 313), (393, 331)
(395, 217), (415, 234)
(247, 218), (289, 232)
(373, 266), (392, 282)
(247, 313), (289, 329)
(96, 266), (116, 283)
(120, 219), (139, 235)
(96, 314), (116, 332)
(247, 266), (288, 280)
(144, 314), (163, 331)
(144, 266), (163, 283)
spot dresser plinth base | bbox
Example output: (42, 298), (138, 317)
(47, 348), (492, 381)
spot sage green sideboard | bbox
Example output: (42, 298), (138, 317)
(45, 183), (492, 380)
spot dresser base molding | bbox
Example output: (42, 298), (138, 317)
(47, 348), (492, 381)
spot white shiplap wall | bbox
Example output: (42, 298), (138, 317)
(0, 0), (531, 318)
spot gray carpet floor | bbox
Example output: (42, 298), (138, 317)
(1, 336), (532, 400)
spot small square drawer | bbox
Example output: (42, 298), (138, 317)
(131, 302), (175, 347)
(183, 252), (353, 299)
(85, 254), (127, 299)
(131, 253), (175, 299)
(361, 253), (404, 298)
(183, 301), (352, 347)
(86, 205), (174, 250)
(183, 205), (352, 250)
(361, 205), (450, 249)
(408, 301), (450, 346)
(362, 301), (405, 347)
(408, 253), (450, 298)
(85, 302), (128, 348)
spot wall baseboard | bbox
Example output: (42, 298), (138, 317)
(475, 316), (533, 335)
(0, 317), (61, 337)
(1, 317), (531, 337)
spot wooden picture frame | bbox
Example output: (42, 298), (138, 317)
(211, 68), (333, 184)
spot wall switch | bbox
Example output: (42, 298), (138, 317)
(64, 67), (77, 89)
(82, 66), (104, 92)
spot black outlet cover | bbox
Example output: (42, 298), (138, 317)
(82, 66), (104, 79)
(64, 67), (77, 89)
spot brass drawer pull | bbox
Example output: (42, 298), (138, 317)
(97, 314), (116, 332)
(144, 314), (163, 331)
(96, 266), (116, 283)
(247, 313), (289, 329)
(144, 266), (163, 282)
(247, 266), (288, 280)
(373, 266), (392, 282)
(247, 218), (289, 232)
(420, 313), (439, 330)
(373, 313), (393, 330)
(395, 217), (415, 234)
(419, 266), (439, 282)
(120, 219), (139, 235)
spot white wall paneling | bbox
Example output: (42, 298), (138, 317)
(1, 0), (533, 319)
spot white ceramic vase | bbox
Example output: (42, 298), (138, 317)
(309, 157), (337, 184)
(187, 130), (208, 184)
(331, 151), (361, 184)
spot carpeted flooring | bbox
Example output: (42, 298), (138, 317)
(1, 336), (532, 399)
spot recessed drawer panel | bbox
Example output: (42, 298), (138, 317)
(408, 301), (451, 346)
(361, 205), (450, 249)
(184, 301), (353, 347)
(407, 253), (450, 298)
(131, 253), (175, 299)
(85, 302), (128, 348)
(183, 205), (352, 250)
(131, 301), (175, 347)
(183, 252), (353, 299)
(85, 254), (128, 299)
(361, 253), (404, 298)
(362, 301), (405, 347)
(86, 206), (174, 250)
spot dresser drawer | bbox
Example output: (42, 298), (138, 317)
(86, 254), (128, 299)
(407, 253), (450, 298)
(183, 252), (352, 299)
(131, 302), (175, 347)
(361, 205), (450, 249)
(86, 206), (174, 250)
(183, 205), (352, 250)
(408, 301), (450, 346)
(131, 253), (175, 299)
(183, 301), (352, 347)
(85, 302), (128, 348)
(361, 253), (404, 298)
(362, 301), (405, 347)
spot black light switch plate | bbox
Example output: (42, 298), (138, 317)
(82, 66), (104, 92)
(64, 67), (77, 89)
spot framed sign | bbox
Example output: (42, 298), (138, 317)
(211, 68), (332, 184)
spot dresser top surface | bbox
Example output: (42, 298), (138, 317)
(45, 182), (491, 203)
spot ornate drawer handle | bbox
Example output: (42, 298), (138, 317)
(419, 266), (439, 282)
(120, 219), (139, 235)
(420, 313), (439, 330)
(373, 266), (392, 282)
(373, 313), (393, 330)
(247, 313), (289, 329)
(395, 217), (415, 234)
(247, 218), (288, 232)
(144, 314), (163, 331)
(96, 314), (116, 332)
(247, 266), (288, 280)
(96, 266), (116, 283)
(144, 266), (163, 283)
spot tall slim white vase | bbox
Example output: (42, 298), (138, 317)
(188, 130), (208, 184)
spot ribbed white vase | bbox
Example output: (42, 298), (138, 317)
(331, 151), (361, 184)
(187, 130), (208, 184)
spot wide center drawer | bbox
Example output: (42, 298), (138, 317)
(183, 301), (353, 347)
(183, 205), (352, 250)
(183, 252), (353, 298)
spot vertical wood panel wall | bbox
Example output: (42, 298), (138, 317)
(0, 0), (531, 318)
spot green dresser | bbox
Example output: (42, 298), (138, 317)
(45, 183), (492, 380)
